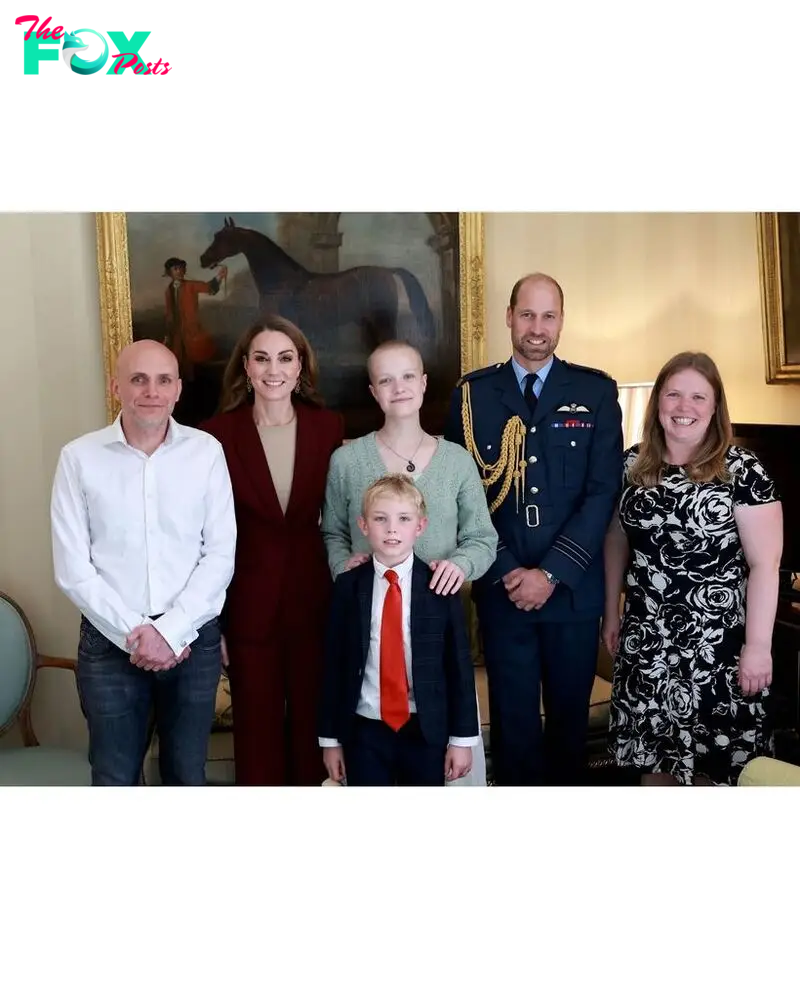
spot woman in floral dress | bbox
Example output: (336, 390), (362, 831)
(601, 352), (783, 785)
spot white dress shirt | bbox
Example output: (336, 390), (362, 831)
(50, 414), (237, 656)
(320, 552), (479, 748)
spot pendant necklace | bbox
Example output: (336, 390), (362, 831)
(379, 431), (426, 473)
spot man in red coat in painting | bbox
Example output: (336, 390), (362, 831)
(163, 256), (228, 376)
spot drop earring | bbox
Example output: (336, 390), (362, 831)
(246, 376), (253, 393)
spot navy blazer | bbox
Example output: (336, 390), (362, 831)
(445, 356), (623, 621)
(318, 556), (479, 748)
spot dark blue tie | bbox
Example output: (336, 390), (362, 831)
(524, 373), (539, 416)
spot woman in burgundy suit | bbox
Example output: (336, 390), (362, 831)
(201, 316), (344, 785)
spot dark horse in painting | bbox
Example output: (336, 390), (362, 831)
(198, 217), (435, 345)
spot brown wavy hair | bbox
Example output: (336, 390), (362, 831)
(218, 315), (324, 413)
(628, 351), (733, 487)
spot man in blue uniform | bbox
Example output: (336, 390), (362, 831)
(445, 272), (623, 785)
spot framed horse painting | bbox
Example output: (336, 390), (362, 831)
(757, 212), (800, 383)
(96, 212), (486, 437)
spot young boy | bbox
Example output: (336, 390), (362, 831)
(318, 474), (480, 786)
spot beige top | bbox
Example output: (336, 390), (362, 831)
(257, 418), (297, 514)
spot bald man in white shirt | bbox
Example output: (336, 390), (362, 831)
(51, 339), (237, 785)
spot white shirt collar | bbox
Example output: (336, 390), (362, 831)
(372, 551), (415, 582)
(511, 353), (555, 391)
(102, 413), (183, 452)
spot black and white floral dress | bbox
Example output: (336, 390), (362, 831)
(608, 444), (778, 785)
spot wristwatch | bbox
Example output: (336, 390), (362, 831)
(542, 569), (559, 586)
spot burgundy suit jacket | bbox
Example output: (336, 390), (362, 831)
(200, 401), (345, 644)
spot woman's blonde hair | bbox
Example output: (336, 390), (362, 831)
(628, 351), (733, 487)
(218, 314), (324, 413)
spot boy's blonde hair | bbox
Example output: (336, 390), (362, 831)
(361, 474), (427, 518)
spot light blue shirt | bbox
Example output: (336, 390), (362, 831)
(511, 354), (554, 400)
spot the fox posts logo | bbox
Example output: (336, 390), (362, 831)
(15, 15), (172, 75)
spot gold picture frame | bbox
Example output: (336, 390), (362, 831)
(96, 212), (488, 737)
(757, 212), (800, 383)
(95, 212), (487, 427)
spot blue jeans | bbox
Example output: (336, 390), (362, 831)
(75, 615), (222, 786)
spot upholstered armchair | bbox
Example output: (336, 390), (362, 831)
(738, 757), (800, 785)
(0, 592), (91, 785)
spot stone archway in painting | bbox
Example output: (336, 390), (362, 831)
(294, 212), (459, 350)
(274, 213), (343, 272)
(268, 213), (461, 429)
(424, 213), (460, 360)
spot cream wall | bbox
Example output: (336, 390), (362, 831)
(1, 211), (796, 750)
(0, 213), (105, 749)
(484, 213), (800, 425)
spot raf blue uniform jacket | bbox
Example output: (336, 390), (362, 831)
(444, 355), (624, 621)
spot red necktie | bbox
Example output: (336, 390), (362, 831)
(380, 569), (410, 731)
